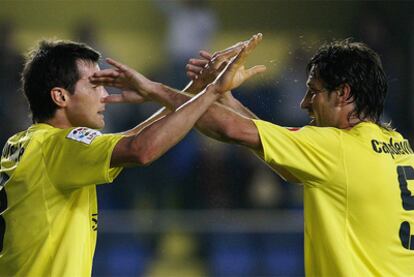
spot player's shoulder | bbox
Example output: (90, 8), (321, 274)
(299, 125), (343, 139)
(254, 119), (342, 139)
(64, 127), (102, 145)
(347, 121), (403, 139)
(27, 124), (102, 146)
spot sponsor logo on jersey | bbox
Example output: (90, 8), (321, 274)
(66, 128), (101, 145)
(371, 138), (414, 159)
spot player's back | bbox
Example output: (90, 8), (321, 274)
(305, 122), (414, 276)
(0, 124), (97, 277)
(345, 123), (414, 275)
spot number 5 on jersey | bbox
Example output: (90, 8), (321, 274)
(397, 166), (414, 250)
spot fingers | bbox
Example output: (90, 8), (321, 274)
(186, 62), (205, 79)
(211, 46), (241, 64)
(188, 58), (209, 67)
(245, 65), (267, 79)
(186, 71), (198, 80)
(209, 48), (237, 72)
(227, 45), (248, 69)
(90, 75), (117, 84)
(90, 68), (119, 78)
(244, 33), (263, 55)
(212, 41), (245, 58)
(90, 76), (124, 89)
(212, 33), (263, 69)
(106, 58), (130, 72)
(199, 50), (212, 60)
(209, 41), (248, 70)
(101, 94), (125, 104)
(228, 33), (263, 68)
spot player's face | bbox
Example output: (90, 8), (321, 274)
(300, 66), (339, 127)
(66, 60), (108, 129)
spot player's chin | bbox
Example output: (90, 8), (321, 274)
(308, 118), (317, 126)
(96, 120), (105, 130)
(90, 117), (105, 130)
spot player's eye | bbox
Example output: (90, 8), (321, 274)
(306, 89), (316, 97)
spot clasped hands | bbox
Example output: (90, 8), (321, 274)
(89, 33), (266, 104)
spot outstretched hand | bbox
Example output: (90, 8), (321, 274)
(211, 33), (266, 94)
(186, 42), (246, 89)
(89, 58), (157, 104)
(186, 33), (266, 94)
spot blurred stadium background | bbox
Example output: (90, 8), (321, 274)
(0, 1), (413, 276)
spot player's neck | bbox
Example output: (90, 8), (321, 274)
(41, 112), (73, 129)
(344, 115), (374, 129)
(337, 105), (363, 129)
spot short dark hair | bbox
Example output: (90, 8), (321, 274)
(307, 39), (387, 124)
(22, 40), (100, 122)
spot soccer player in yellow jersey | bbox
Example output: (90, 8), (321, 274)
(92, 37), (414, 276)
(0, 36), (265, 276)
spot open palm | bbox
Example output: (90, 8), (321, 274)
(213, 33), (266, 94)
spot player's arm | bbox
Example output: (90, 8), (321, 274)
(110, 84), (220, 167)
(90, 35), (264, 167)
(151, 84), (262, 148)
(119, 107), (171, 137)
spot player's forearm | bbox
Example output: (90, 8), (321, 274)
(183, 80), (202, 95)
(147, 82), (254, 145)
(184, 80), (258, 119)
(129, 85), (220, 165)
(145, 83), (189, 111)
(120, 107), (171, 137)
(181, 78), (258, 119)
(218, 92), (259, 119)
(194, 102), (253, 145)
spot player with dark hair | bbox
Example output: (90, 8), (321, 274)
(92, 38), (414, 276)
(0, 35), (264, 276)
(304, 40), (387, 126)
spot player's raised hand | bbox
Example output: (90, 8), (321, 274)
(185, 39), (249, 94)
(212, 33), (266, 94)
(90, 58), (157, 104)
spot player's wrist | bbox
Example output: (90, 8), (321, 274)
(205, 83), (222, 98)
(184, 80), (204, 95)
(218, 91), (235, 104)
(143, 81), (162, 98)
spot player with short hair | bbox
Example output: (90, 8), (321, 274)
(0, 35), (264, 276)
(92, 38), (414, 275)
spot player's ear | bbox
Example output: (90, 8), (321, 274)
(50, 88), (69, 108)
(336, 83), (352, 106)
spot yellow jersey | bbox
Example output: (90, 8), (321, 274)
(254, 120), (414, 276)
(0, 123), (123, 277)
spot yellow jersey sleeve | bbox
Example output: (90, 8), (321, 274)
(253, 120), (341, 185)
(42, 127), (124, 190)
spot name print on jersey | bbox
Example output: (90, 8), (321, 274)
(371, 138), (414, 159)
(2, 142), (25, 163)
(91, 213), (98, 231)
